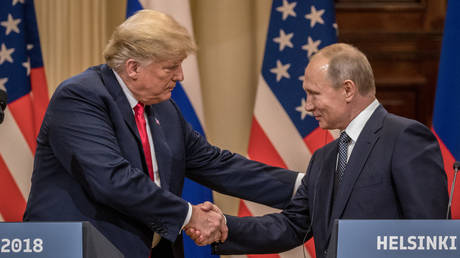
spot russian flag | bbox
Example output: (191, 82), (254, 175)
(126, 1), (215, 257)
(432, 0), (460, 219)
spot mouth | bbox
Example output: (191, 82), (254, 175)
(167, 85), (175, 92)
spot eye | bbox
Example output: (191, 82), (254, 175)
(165, 64), (180, 70)
(306, 90), (318, 96)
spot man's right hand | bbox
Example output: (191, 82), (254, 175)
(184, 202), (225, 246)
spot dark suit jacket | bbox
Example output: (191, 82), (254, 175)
(214, 105), (449, 258)
(23, 64), (298, 258)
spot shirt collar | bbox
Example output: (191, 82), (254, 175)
(343, 99), (380, 143)
(113, 70), (138, 109)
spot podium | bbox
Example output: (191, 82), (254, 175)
(0, 222), (124, 257)
(327, 220), (460, 258)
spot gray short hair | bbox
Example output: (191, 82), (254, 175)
(316, 43), (375, 95)
(104, 9), (197, 71)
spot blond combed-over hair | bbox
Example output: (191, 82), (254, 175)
(104, 9), (197, 71)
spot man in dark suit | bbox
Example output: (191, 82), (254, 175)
(203, 43), (449, 257)
(23, 10), (302, 258)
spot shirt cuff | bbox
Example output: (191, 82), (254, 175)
(293, 173), (305, 198)
(181, 202), (193, 232)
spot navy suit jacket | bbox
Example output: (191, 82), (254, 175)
(23, 64), (298, 258)
(214, 105), (449, 258)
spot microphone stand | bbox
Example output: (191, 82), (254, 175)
(447, 161), (460, 219)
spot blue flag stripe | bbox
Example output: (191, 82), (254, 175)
(432, 0), (460, 160)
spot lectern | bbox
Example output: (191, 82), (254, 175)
(327, 220), (460, 258)
(0, 222), (123, 257)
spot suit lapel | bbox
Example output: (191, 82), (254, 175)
(146, 105), (172, 192)
(99, 65), (173, 189)
(327, 105), (387, 238)
(98, 65), (154, 180)
(98, 65), (140, 141)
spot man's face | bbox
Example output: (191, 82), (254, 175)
(303, 56), (348, 130)
(128, 59), (184, 105)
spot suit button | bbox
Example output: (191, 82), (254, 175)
(323, 250), (328, 256)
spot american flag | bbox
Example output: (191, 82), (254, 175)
(127, 1), (214, 257)
(432, 0), (460, 219)
(238, 0), (337, 257)
(0, 0), (49, 222)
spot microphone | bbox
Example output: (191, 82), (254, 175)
(0, 89), (7, 124)
(446, 161), (460, 219)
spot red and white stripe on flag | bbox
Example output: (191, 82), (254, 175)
(0, 0), (49, 221)
(240, 0), (338, 257)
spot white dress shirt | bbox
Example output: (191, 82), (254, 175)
(339, 99), (380, 165)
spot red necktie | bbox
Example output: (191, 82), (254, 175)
(133, 102), (155, 181)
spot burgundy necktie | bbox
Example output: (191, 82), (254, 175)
(133, 102), (155, 181)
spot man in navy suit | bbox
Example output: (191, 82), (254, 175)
(23, 10), (302, 258)
(205, 43), (449, 257)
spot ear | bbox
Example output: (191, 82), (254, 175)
(125, 59), (140, 79)
(343, 79), (357, 103)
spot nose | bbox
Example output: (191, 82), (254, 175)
(173, 64), (184, 82)
(305, 95), (314, 112)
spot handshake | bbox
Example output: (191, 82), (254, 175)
(184, 201), (228, 246)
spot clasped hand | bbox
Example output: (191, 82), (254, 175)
(184, 201), (228, 246)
